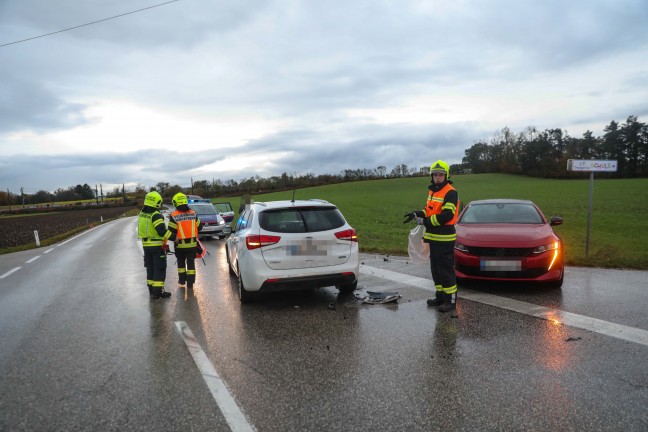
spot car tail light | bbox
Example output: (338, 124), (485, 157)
(246, 234), (281, 250)
(335, 229), (358, 242)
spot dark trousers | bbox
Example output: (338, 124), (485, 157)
(175, 246), (197, 286)
(144, 246), (167, 294)
(428, 241), (457, 294)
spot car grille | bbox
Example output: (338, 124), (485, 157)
(456, 264), (547, 279)
(466, 246), (535, 257)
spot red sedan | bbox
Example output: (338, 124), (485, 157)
(454, 199), (564, 287)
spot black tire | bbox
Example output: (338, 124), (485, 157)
(336, 280), (358, 294)
(547, 272), (564, 289)
(225, 245), (236, 275)
(237, 265), (253, 303)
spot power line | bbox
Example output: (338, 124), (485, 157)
(0, 0), (180, 48)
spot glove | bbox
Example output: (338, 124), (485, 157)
(403, 210), (425, 224)
(161, 243), (170, 253)
(403, 212), (415, 224)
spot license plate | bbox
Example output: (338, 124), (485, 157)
(480, 260), (521, 271)
(202, 226), (217, 232)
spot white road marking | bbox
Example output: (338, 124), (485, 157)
(26, 256), (41, 263)
(174, 321), (256, 432)
(360, 264), (648, 347)
(0, 267), (22, 279)
(44, 248), (55, 254)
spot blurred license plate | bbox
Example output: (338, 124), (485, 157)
(202, 226), (217, 232)
(480, 260), (521, 271)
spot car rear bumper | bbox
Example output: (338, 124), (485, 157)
(259, 273), (357, 292)
(240, 253), (359, 292)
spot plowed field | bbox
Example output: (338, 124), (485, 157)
(0, 207), (136, 249)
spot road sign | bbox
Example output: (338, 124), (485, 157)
(566, 160), (617, 257)
(567, 159), (617, 172)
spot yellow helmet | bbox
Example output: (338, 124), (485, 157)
(172, 192), (188, 207)
(144, 191), (163, 208)
(429, 160), (450, 179)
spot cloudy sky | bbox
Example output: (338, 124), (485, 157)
(2, 0), (648, 194)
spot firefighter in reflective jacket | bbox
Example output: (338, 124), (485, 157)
(167, 193), (202, 288)
(404, 160), (460, 312)
(137, 191), (172, 299)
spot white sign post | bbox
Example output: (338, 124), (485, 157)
(567, 160), (617, 256)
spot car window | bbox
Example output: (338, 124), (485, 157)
(214, 202), (233, 213)
(461, 203), (543, 224)
(235, 210), (251, 231)
(259, 207), (345, 233)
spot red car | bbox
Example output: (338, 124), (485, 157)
(454, 199), (564, 288)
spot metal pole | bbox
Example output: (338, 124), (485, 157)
(585, 171), (593, 257)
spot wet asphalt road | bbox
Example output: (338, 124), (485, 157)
(0, 217), (647, 431)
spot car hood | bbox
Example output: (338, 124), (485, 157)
(456, 224), (556, 245)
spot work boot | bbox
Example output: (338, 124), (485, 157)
(151, 288), (171, 299)
(426, 291), (444, 306)
(438, 293), (457, 313)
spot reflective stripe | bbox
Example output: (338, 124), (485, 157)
(423, 233), (456, 241)
(442, 284), (457, 294)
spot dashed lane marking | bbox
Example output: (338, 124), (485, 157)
(0, 267), (22, 279)
(174, 321), (256, 432)
(26, 256), (41, 263)
(360, 264), (648, 347)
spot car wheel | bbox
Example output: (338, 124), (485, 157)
(218, 235), (226, 239)
(336, 280), (357, 293)
(225, 245), (236, 276)
(237, 264), (253, 303)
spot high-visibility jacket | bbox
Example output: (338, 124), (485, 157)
(168, 209), (200, 248)
(138, 207), (170, 247)
(422, 181), (459, 242)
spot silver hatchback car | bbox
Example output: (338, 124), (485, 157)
(225, 199), (359, 302)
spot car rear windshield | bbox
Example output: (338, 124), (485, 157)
(460, 203), (543, 224)
(189, 204), (218, 216)
(259, 207), (346, 233)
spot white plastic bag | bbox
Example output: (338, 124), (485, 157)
(408, 225), (429, 263)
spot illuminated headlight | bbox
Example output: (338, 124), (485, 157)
(218, 220), (225, 225)
(533, 241), (559, 254)
(455, 243), (469, 253)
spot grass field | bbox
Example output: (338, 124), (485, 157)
(212, 174), (648, 270)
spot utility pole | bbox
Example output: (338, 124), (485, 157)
(191, 177), (194, 194)
(6, 188), (11, 212)
(100, 184), (104, 202)
(95, 185), (99, 205)
(20, 187), (25, 208)
(122, 183), (126, 204)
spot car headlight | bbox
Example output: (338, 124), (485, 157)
(455, 243), (469, 253)
(533, 241), (559, 254)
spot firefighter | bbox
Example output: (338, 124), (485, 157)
(137, 191), (172, 299)
(167, 192), (201, 289)
(404, 160), (460, 312)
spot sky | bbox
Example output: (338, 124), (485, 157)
(1, 0), (648, 195)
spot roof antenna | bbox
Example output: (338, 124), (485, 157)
(291, 189), (296, 203)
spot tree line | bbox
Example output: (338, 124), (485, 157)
(460, 115), (648, 178)
(2, 115), (645, 206)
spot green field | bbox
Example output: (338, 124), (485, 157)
(212, 174), (648, 270)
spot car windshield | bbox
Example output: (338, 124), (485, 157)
(259, 207), (345, 233)
(460, 203), (543, 224)
(189, 204), (218, 216)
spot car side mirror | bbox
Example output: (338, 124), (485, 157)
(549, 216), (563, 226)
